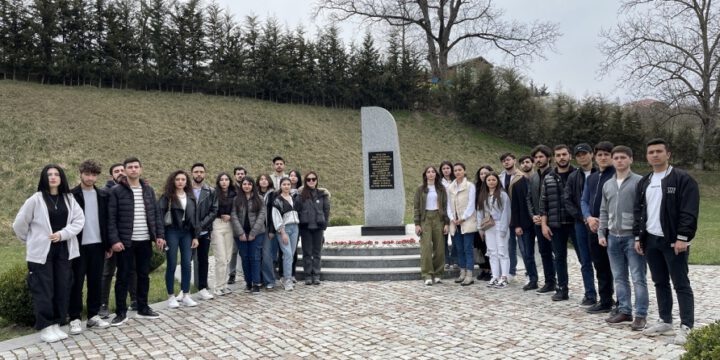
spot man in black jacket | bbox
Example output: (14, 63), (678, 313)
(634, 139), (699, 345)
(526, 145), (556, 294)
(191, 163), (218, 300)
(108, 157), (164, 325)
(563, 143), (598, 307)
(540, 144), (576, 301)
(510, 160), (538, 290)
(68, 160), (111, 334)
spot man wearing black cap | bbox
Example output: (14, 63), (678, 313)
(563, 143), (598, 307)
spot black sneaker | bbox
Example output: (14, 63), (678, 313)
(251, 285), (260, 294)
(536, 283), (556, 294)
(98, 304), (110, 319)
(586, 302), (613, 314)
(580, 296), (597, 307)
(551, 289), (569, 301)
(244, 284), (252, 293)
(480, 272), (492, 281)
(111, 314), (127, 327)
(312, 277), (321, 285)
(227, 275), (236, 285)
(522, 282), (538, 291)
(130, 301), (138, 311)
(305, 279), (313, 285)
(137, 308), (160, 319)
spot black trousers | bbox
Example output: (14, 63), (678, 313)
(115, 240), (151, 315)
(646, 234), (694, 328)
(101, 254), (136, 305)
(473, 233), (491, 271)
(300, 228), (324, 278)
(588, 231), (615, 305)
(192, 234), (211, 290)
(69, 243), (104, 320)
(27, 242), (72, 330)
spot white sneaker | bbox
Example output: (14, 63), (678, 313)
(433, 277), (442, 284)
(213, 288), (224, 297)
(486, 278), (498, 288)
(182, 295), (198, 307)
(167, 295), (180, 309)
(69, 319), (82, 335)
(642, 319), (675, 337)
(424, 279), (433, 286)
(222, 287), (233, 295)
(284, 279), (294, 291)
(52, 324), (68, 340)
(86, 315), (110, 329)
(674, 325), (690, 345)
(40, 326), (60, 343)
(198, 288), (214, 300)
(291, 276), (297, 283)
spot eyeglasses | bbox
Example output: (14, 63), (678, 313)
(306, 178), (317, 182)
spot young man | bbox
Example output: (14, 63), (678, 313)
(68, 160), (111, 333)
(105, 163), (125, 189)
(191, 163), (218, 300)
(499, 153), (523, 279)
(518, 155), (534, 174)
(228, 166), (247, 284)
(563, 143), (598, 307)
(108, 157), (164, 325)
(581, 141), (616, 314)
(526, 145), (556, 294)
(233, 166), (247, 184)
(509, 158), (538, 290)
(599, 146), (647, 330)
(635, 139), (699, 345)
(540, 145), (577, 301)
(270, 156), (287, 189)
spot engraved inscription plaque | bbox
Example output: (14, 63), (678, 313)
(368, 151), (394, 189)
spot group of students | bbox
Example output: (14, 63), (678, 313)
(12, 156), (330, 343)
(414, 138), (699, 345)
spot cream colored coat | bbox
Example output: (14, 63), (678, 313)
(447, 178), (478, 236)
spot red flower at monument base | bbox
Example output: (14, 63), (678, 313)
(326, 238), (418, 247)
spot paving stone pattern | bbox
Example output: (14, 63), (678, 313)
(1, 258), (718, 359)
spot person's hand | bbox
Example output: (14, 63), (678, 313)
(221, 215), (231, 222)
(599, 237), (607, 247)
(249, 235), (255, 241)
(674, 240), (689, 255)
(49, 232), (61, 242)
(415, 225), (422, 236)
(542, 225), (553, 240)
(635, 241), (644, 255)
(587, 217), (599, 233)
(112, 242), (125, 252)
(156, 238), (166, 251)
(515, 227), (523, 237)
(268, 233), (275, 240)
(191, 238), (199, 249)
(532, 215), (541, 225)
(105, 250), (113, 259)
(479, 231), (486, 241)
(443, 225), (448, 235)
(240, 234), (247, 242)
(281, 232), (289, 245)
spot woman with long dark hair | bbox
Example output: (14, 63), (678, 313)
(474, 165), (494, 281)
(289, 169), (302, 195)
(273, 177), (301, 291)
(476, 172), (511, 288)
(158, 170), (199, 308)
(257, 174), (278, 289)
(211, 172), (237, 296)
(414, 165), (449, 286)
(446, 163), (477, 286)
(298, 171), (331, 285)
(231, 178), (266, 294)
(439, 160), (456, 271)
(13, 165), (85, 343)
(281, 169), (303, 282)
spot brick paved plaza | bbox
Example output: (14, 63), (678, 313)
(0, 252), (717, 359)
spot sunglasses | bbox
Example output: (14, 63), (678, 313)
(306, 177), (317, 182)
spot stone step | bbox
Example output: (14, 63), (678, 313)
(297, 254), (420, 268)
(299, 246), (420, 256)
(293, 266), (467, 281)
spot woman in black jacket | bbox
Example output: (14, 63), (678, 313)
(210, 172), (237, 296)
(231, 178), (267, 294)
(298, 171), (331, 285)
(158, 170), (199, 308)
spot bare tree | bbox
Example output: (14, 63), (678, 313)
(315, 0), (560, 81)
(600, 0), (720, 169)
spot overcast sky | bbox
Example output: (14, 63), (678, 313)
(218, 0), (627, 101)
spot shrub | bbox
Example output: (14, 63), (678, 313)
(682, 320), (720, 359)
(329, 216), (352, 227)
(150, 247), (166, 273)
(0, 264), (35, 327)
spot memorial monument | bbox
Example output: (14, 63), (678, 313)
(361, 107), (406, 235)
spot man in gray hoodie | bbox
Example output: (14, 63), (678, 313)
(598, 146), (647, 331)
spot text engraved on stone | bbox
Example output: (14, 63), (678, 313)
(369, 152), (394, 189)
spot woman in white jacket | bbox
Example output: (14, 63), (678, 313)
(13, 165), (85, 343)
(476, 172), (511, 289)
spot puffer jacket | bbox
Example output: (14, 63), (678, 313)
(564, 166), (597, 222)
(599, 172), (642, 237)
(157, 193), (200, 238)
(231, 195), (267, 239)
(540, 166), (576, 228)
(108, 178), (163, 247)
(298, 188), (331, 230)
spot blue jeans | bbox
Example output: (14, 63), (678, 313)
(165, 228), (193, 294)
(261, 232), (278, 286)
(573, 222), (597, 300)
(445, 234), (457, 265)
(453, 228), (476, 271)
(550, 224), (573, 288)
(608, 234), (648, 317)
(278, 224), (299, 279)
(508, 229), (517, 276)
(517, 227), (538, 283)
(535, 225), (556, 285)
(238, 234), (263, 286)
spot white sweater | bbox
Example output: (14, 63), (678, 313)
(13, 192), (85, 264)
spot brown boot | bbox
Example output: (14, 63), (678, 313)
(631, 317), (647, 331)
(606, 313), (633, 324)
(461, 270), (474, 286)
(455, 269), (466, 283)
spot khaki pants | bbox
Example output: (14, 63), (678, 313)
(211, 219), (235, 290)
(420, 211), (445, 279)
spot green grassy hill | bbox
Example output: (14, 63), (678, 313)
(1, 80), (717, 264)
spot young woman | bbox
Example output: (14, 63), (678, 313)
(414, 166), (449, 286)
(282, 169), (302, 281)
(474, 165), (494, 281)
(272, 178), (301, 291)
(446, 163), (477, 286)
(476, 172), (511, 288)
(13, 165), (85, 343)
(211, 172), (237, 296)
(439, 160), (457, 271)
(257, 174), (278, 289)
(298, 171), (331, 285)
(231, 178), (266, 294)
(158, 170), (199, 308)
